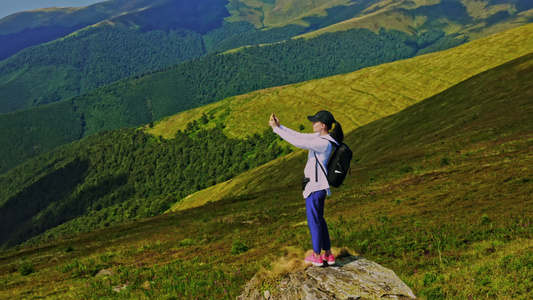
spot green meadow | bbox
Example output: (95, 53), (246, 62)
(148, 23), (533, 142)
(0, 28), (532, 299)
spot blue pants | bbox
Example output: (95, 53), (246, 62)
(305, 190), (331, 254)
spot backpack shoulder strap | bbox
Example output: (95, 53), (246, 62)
(313, 151), (327, 182)
(314, 139), (336, 182)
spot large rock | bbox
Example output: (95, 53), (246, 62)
(238, 256), (416, 299)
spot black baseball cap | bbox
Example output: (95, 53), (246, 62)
(307, 110), (335, 127)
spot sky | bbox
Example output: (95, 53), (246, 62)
(1, 0), (106, 19)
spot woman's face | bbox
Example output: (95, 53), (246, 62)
(312, 121), (325, 133)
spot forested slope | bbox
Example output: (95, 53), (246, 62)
(2, 0), (531, 114)
(0, 26), (206, 112)
(0, 28), (464, 173)
(1, 23), (531, 249)
(0, 121), (291, 247)
(0, 43), (531, 300)
(150, 23), (533, 142)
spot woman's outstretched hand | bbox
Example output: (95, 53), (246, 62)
(269, 113), (280, 129)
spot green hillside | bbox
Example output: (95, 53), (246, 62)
(227, 0), (533, 38)
(0, 124), (291, 247)
(0, 49), (531, 299)
(1, 0), (363, 112)
(150, 22), (533, 142)
(2, 20), (530, 175)
(0, 27), (466, 174)
(297, 0), (533, 39)
(0, 0), (232, 113)
(0, 22), (531, 247)
(0, 25), (207, 112)
(1, 0), (531, 115)
(0, 0), (231, 60)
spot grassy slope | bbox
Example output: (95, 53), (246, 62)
(2, 1), (530, 111)
(296, 0), (533, 40)
(152, 22), (533, 139)
(225, 0), (356, 28)
(0, 2), (530, 173)
(296, 0), (420, 36)
(0, 0), (230, 113)
(144, 22), (533, 210)
(0, 48), (531, 299)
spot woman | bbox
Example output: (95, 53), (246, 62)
(269, 110), (344, 266)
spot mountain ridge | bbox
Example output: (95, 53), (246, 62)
(0, 26), (467, 174)
(0, 22), (531, 176)
(150, 22), (533, 141)
(0, 40), (531, 299)
(0, 0), (531, 114)
(0, 23), (530, 248)
(162, 22), (533, 210)
(0, 3), (531, 299)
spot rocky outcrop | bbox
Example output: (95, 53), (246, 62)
(238, 255), (416, 299)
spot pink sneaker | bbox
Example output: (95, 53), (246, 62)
(305, 254), (324, 266)
(321, 253), (335, 265)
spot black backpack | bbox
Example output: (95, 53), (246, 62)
(315, 141), (353, 187)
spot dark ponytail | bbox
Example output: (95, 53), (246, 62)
(329, 121), (344, 144)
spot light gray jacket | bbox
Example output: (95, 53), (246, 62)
(273, 125), (338, 198)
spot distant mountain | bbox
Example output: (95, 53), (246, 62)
(0, 23), (531, 248)
(0, 52), (531, 300)
(298, 0), (533, 39)
(0, 0), (232, 113)
(0, 0), (531, 114)
(0, 26), (469, 174)
(0, 0), (229, 60)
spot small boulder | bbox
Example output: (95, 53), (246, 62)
(113, 284), (128, 293)
(95, 269), (114, 277)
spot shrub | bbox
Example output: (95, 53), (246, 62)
(19, 260), (35, 276)
(480, 214), (491, 225)
(231, 241), (250, 255)
(179, 238), (194, 247)
(399, 164), (414, 174)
